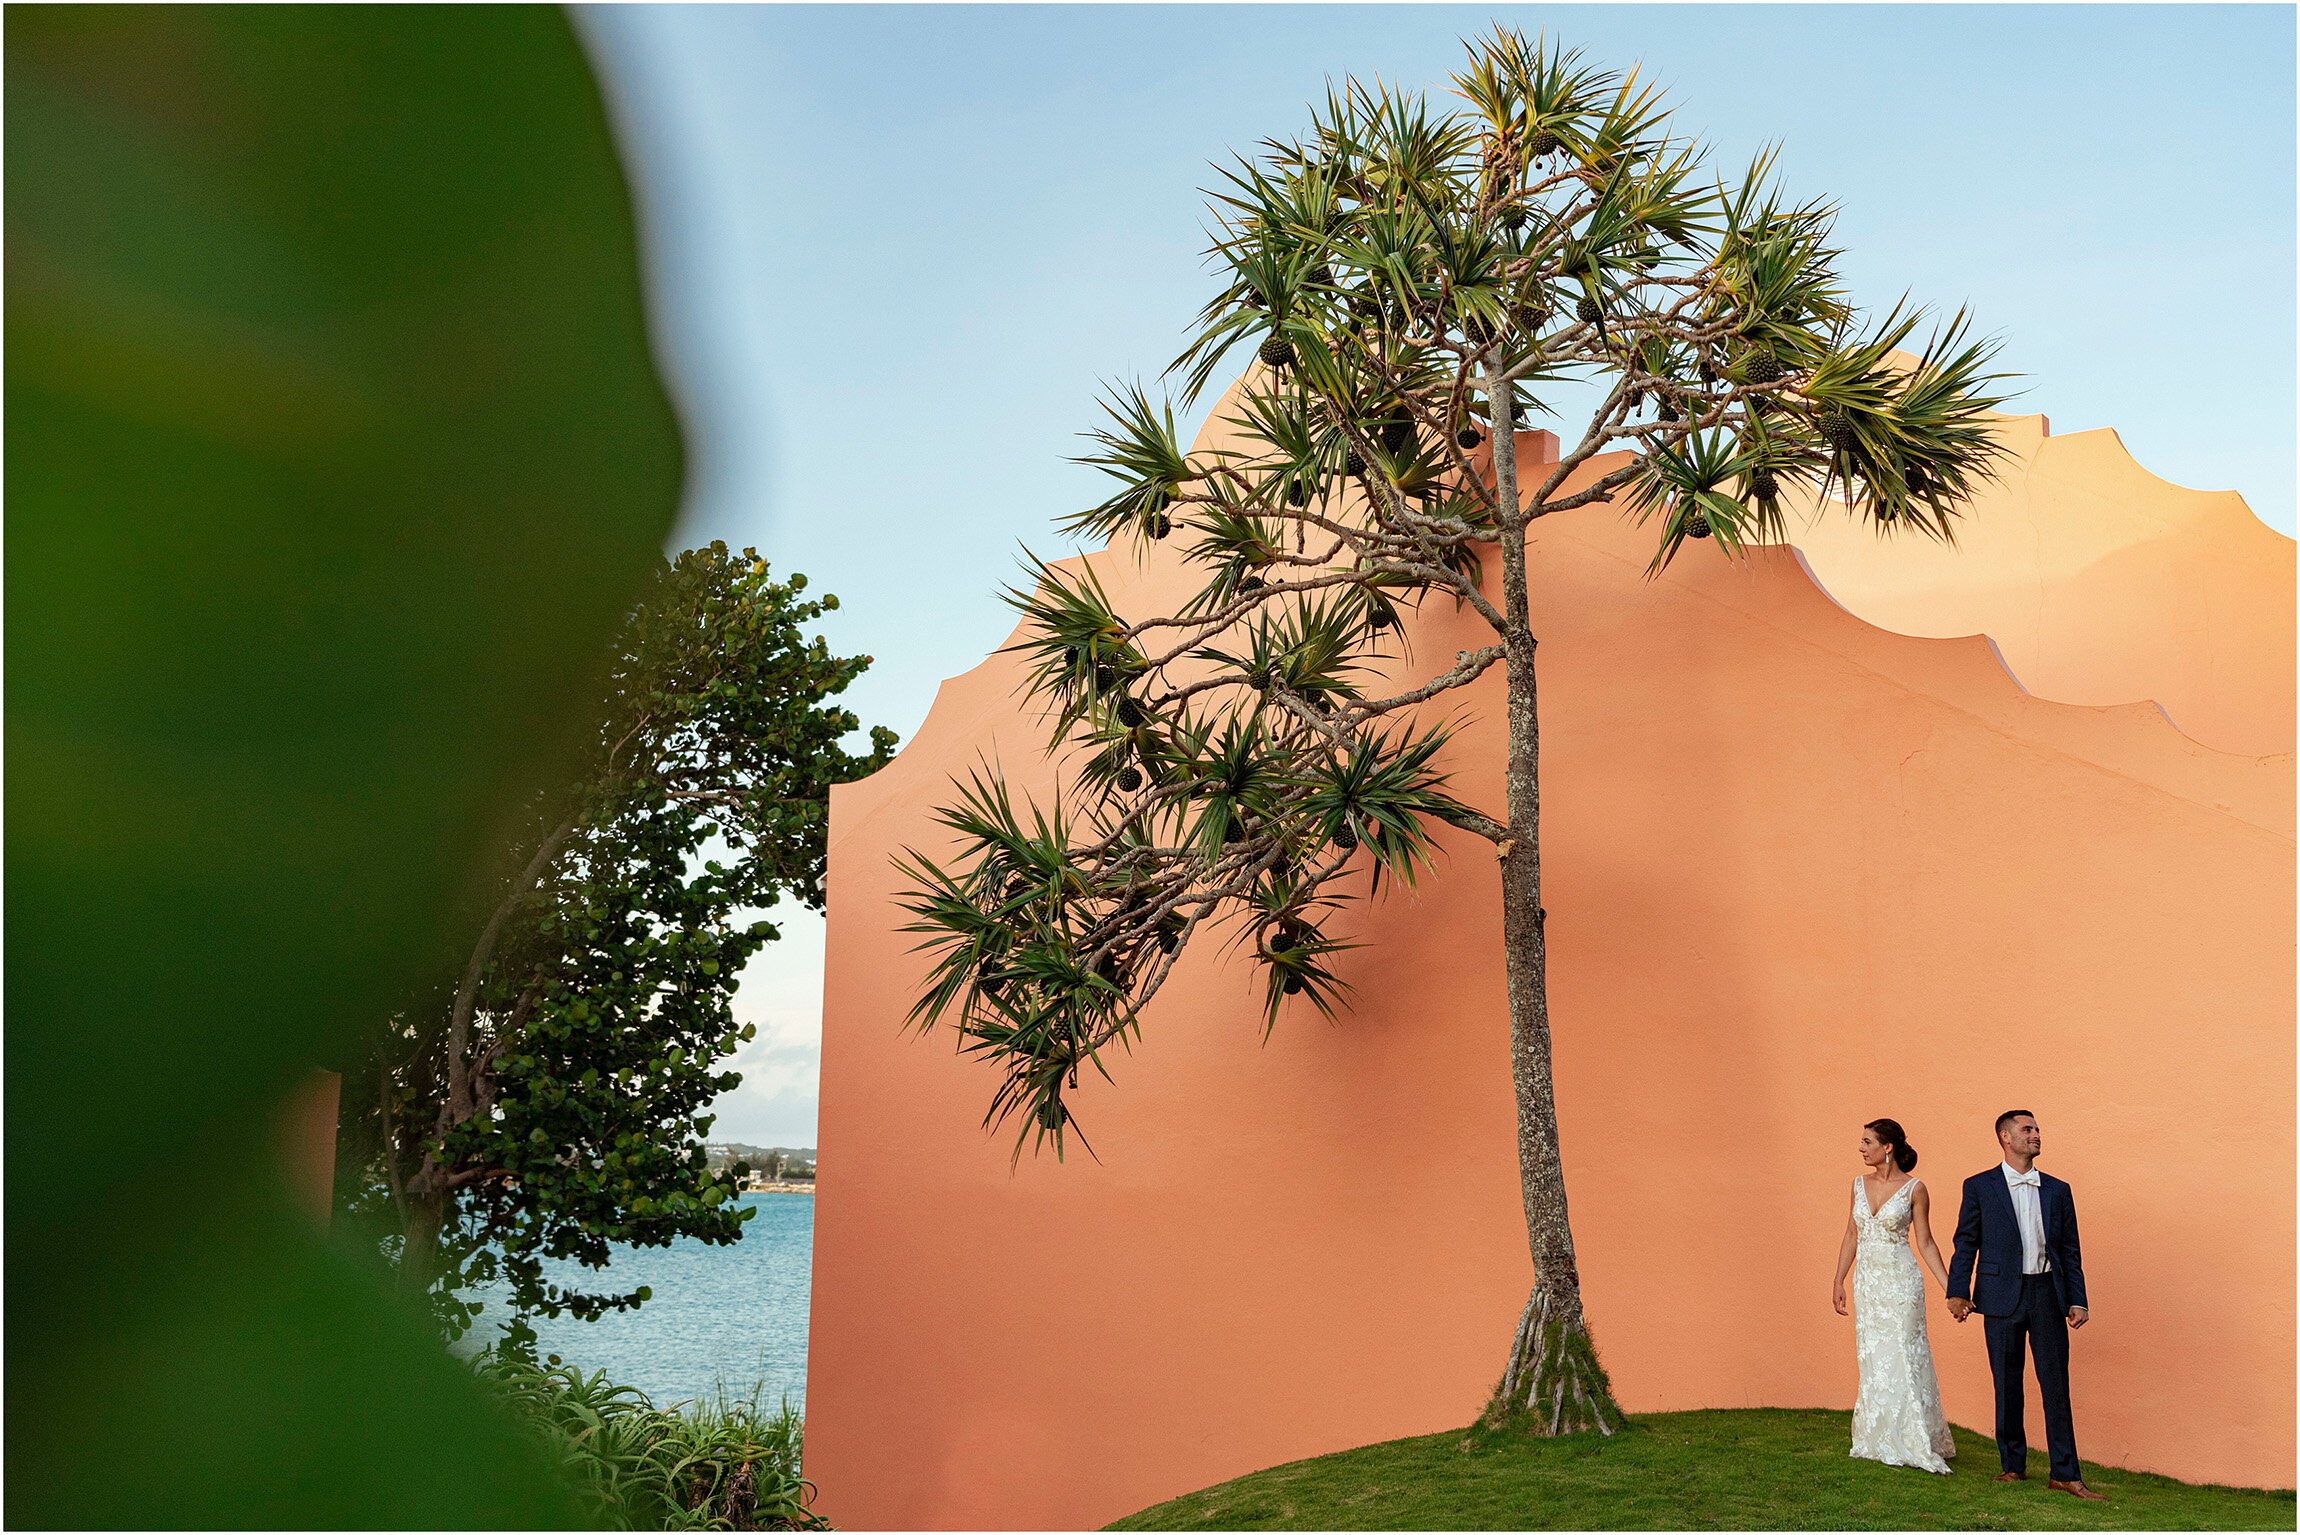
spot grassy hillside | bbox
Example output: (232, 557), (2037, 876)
(1109, 1410), (2294, 1531)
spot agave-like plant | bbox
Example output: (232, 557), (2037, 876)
(898, 26), (2011, 1439)
(476, 1353), (828, 1530)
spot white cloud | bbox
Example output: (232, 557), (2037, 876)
(705, 900), (825, 1148)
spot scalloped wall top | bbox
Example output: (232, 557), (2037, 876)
(1771, 410), (2294, 759)
(846, 371), (2288, 827)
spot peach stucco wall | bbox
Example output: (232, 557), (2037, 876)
(807, 389), (2294, 1529)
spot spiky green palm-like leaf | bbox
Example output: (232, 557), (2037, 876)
(1184, 713), (1299, 863)
(1000, 557), (1146, 735)
(1623, 428), (1783, 571)
(1801, 302), (2013, 540)
(1192, 596), (1373, 721)
(1180, 504), (1289, 613)
(1241, 900), (1357, 1035)
(1300, 724), (1473, 894)
(1065, 385), (1194, 545)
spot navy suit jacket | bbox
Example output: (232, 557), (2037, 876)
(1946, 1167), (2087, 1318)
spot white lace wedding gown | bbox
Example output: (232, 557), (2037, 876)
(1849, 1176), (1956, 1474)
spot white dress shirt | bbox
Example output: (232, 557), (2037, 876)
(2001, 1161), (2049, 1274)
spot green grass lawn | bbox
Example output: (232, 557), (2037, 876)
(1108, 1409), (2294, 1531)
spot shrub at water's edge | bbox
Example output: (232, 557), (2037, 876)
(478, 1354), (830, 1530)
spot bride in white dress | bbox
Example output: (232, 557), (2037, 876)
(1831, 1117), (1957, 1474)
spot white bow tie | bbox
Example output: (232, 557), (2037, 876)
(2007, 1172), (2039, 1187)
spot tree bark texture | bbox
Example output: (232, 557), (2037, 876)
(1479, 362), (1618, 1436)
(396, 818), (581, 1294)
(398, 1181), (446, 1300)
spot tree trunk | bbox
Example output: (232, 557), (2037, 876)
(398, 1178), (447, 1300)
(395, 822), (574, 1309)
(1480, 364), (1619, 1437)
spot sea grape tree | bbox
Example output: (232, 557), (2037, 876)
(899, 29), (2007, 1436)
(345, 543), (896, 1351)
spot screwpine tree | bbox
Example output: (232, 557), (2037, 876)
(899, 29), (2007, 1436)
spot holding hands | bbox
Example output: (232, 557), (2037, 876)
(1940, 1295), (2088, 1328)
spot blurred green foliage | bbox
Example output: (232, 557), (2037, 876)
(8, 6), (686, 1524)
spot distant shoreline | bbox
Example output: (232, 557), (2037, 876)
(740, 1182), (816, 1196)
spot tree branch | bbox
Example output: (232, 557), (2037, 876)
(445, 815), (581, 1123)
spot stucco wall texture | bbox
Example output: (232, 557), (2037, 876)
(807, 385), (2294, 1529)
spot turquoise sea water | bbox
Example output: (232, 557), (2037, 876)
(471, 1191), (813, 1413)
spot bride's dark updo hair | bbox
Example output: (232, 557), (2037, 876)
(1865, 1118), (1918, 1173)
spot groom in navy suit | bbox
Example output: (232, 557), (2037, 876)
(1946, 1110), (2104, 1500)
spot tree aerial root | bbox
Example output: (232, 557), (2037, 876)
(1482, 1280), (1618, 1438)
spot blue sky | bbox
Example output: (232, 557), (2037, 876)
(579, 4), (2297, 1146)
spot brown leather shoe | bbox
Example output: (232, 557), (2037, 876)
(2049, 1478), (2107, 1501)
(1993, 1471), (2026, 1482)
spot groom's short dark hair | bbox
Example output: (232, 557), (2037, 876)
(1995, 1109), (2034, 1138)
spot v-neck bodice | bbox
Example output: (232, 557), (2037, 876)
(1855, 1175), (1919, 1242)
